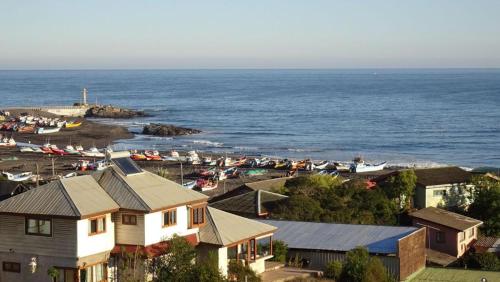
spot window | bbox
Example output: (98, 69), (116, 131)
(163, 209), (177, 227)
(80, 263), (106, 282)
(89, 216), (106, 235)
(257, 236), (273, 258)
(436, 231), (446, 243)
(25, 217), (52, 236)
(122, 214), (137, 225)
(191, 206), (205, 226)
(3, 261), (20, 273)
(433, 190), (446, 197)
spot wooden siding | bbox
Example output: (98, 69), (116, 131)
(286, 249), (400, 279)
(0, 214), (77, 258)
(114, 212), (145, 246)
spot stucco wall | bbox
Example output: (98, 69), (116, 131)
(143, 206), (198, 246)
(415, 184), (472, 209)
(77, 213), (115, 258)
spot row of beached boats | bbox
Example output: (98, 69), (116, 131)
(18, 142), (107, 157)
(1, 115), (82, 134)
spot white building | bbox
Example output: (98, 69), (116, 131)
(0, 154), (276, 282)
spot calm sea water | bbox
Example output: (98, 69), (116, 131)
(1, 69), (499, 168)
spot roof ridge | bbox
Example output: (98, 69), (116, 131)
(58, 179), (81, 217)
(206, 207), (224, 245)
(109, 168), (152, 211)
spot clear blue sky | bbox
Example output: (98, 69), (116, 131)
(1, 0), (499, 69)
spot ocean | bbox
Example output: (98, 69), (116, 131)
(1, 69), (499, 168)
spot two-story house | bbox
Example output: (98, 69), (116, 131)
(0, 153), (277, 282)
(410, 207), (482, 258)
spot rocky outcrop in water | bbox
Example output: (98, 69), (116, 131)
(85, 105), (146, 118)
(142, 123), (201, 136)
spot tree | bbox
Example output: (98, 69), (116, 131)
(467, 176), (500, 236)
(324, 260), (343, 281)
(364, 257), (392, 282)
(271, 240), (288, 263)
(47, 267), (59, 282)
(273, 195), (324, 221)
(190, 252), (227, 282)
(381, 170), (416, 211)
(117, 247), (147, 282)
(343, 247), (370, 282)
(227, 260), (261, 282)
(152, 235), (197, 282)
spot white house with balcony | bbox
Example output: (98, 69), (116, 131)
(0, 153), (276, 282)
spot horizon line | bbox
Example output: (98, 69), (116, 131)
(1, 67), (500, 71)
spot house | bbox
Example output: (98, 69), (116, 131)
(373, 167), (473, 209)
(261, 220), (426, 281)
(198, 207), (276, 276)
(410, 207), (482, 259)
(209, 190), (287, 218)
(0, 152), (277, 282)
(473, 236), (500, 255)
(0, 181), (30, 201)
(209, 177), (289, 203)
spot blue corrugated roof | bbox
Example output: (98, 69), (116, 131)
(260, 220), (419, 254)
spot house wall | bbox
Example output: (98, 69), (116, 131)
(397, 228), (426, 280)
(0, 252), (78, 282)
(114, 212), (145, 246)
(143, 206), (198, 246)
(286, 249), (400, 280)
(415, 184), (472, 209)
(196, 244), (229, 277)
(412, 218), (477, 257)
(76, 213), (115, 258)
(218, 247), (228, 277)
(0, 214), (77, 258)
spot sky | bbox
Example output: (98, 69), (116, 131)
(1, 0), (500, 69)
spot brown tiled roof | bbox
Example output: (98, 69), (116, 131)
(414, 167), (471, 187)
(410, 207), (482, 231)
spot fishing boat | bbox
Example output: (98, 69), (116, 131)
(2, 171), (33, 182)
(64, 145), (80, 155)
(36, 127), (61, 134)
(187, 151), (201, 165)
(170, 150), (180, 159)
(199, 167), (217, 177)
(183, 181), (196, 189)
(145, 150), (162, 161)
(196, 178), (218, 191)
(73, 160), (91, 171)
(18, 125), (35, 133)
(232, 156), (247, 167)
(222, 167), (239, 179)
(333, 162), (350, 172)
(75, 145), (84, 152)
(19, 146), (34, 152)
(65, 121), (82, 128)
(89, 160), (110, 171)
(313, 161), (329, 170)
(245, 169), (267, 176)
(202, 156), (217, 166)
(0, 136), (16, 147)
(50, 145), (68, 155)
(131, 153), (147, 161)
(81, 147), (105, 157)
(349, 157), (387, 173)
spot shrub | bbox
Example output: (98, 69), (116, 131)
(228, 260), (261, 282)
(343, 247), (370, 281)
(469, 252), (500, 271)
(324, 260), (343, 280)
(272, 240), (288, 263)
(365, 257), (393, 282)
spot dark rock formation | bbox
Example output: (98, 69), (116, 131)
(85, 105), (146, 119)
(142, 123), (201, 136)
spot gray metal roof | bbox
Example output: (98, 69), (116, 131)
(260, 220), (420, 254)
(210, 190), (287, 217)
(0, 176), (119, 218)
(199, 207), (277, 246)
(96, 166), (209, 212)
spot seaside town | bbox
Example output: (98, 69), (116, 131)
(0, 90), (498, 282)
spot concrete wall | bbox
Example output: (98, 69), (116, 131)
(398, 228), (426, 280)
(114, 212), (145, 246)
(77, 214), (115, 258)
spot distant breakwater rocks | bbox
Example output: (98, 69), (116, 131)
(142, 123), (201, 136)
(83, 105), (147, 119)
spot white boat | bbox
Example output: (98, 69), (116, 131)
(64, 145), (80, 155)
(170, 150), (180, 159)
(2, 171), (33, 182)
(75, 145), (84, 151)
(313, 161), (329, 170)
(182, 181), (196, 189)
(350, 158), (387, 173)
(36, 127), (61, 134)
(0, 137), (16, 147)
(19, 146), (34, 152)
(81, 147), (105, 157)
(187, 150), (201, 165)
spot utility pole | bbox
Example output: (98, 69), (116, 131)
(82, 88), (88, 105)
(35, 163), (39, 187)
(51, 157), (55, 177)
(180, 161), (184, 186)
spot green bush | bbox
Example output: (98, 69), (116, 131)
(365, 257), (393, 282)
(228, 260), (261, 282)
(271, 240), (288, 263)
(470, 252), (500, 271)
(324, 260), (343, 280)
